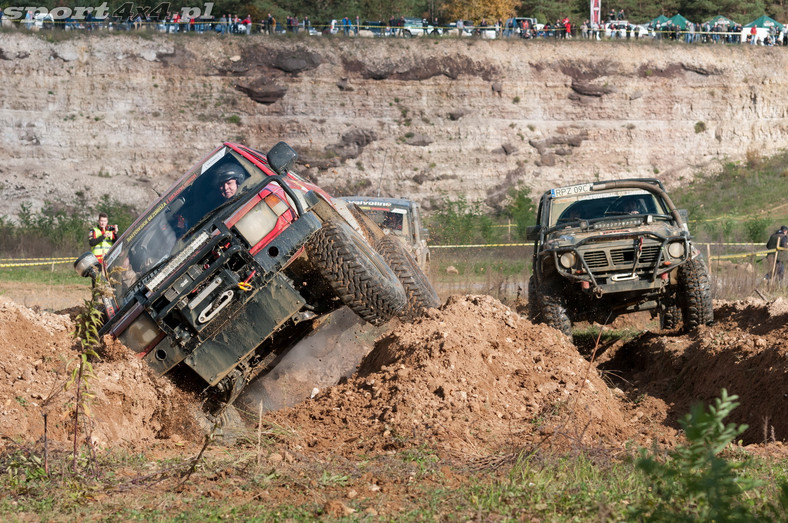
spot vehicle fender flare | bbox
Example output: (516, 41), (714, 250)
(304, 191), (379, 242)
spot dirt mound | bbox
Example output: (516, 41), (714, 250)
(266, 295), (634, 459)
(599, 297), (788, 445)
(0, 297), (198, 451)
(5, 286), (788, 462)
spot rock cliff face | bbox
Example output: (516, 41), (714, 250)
(1, 32), (787, 217)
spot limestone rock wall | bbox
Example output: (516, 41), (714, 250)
(1, 32), (787, 217)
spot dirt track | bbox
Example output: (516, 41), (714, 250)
(2, 289), (787, 461)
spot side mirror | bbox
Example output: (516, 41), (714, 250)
(421, 228), (430, 241)
(677, 209), (689, 223)
(267, 141), (298, 175)
(526, 225), (542, 241)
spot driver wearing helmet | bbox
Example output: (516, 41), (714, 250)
(214, 163), (245, 200)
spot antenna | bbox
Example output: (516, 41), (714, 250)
(376, 149), (388, 197)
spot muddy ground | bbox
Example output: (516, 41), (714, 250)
(2, 285), (788, 515)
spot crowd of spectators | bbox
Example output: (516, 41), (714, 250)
(2, 8), (786, 46)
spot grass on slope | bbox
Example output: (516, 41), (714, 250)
(672, 150), (788, 243)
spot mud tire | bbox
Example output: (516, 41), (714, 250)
(306, 220), (406, 325)
(527, 275), (539, 322)
(375, 235), (440, 321)
(659, 295), (682, 330)
(678, 256), (714, 331)
(537, 280), (573, 337)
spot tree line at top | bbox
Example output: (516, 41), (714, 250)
(2, 0), (782, 28)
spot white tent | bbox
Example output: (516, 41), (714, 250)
(741, 15), (784, 45)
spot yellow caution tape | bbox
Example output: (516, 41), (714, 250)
(695, 242), (761, 246)
(430, 243), (531, 248)
(711, 251), (774, 260)
(0, 260), (74, 268)
(0, 257), (75, 262)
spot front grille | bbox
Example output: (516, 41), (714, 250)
(610, 244), (661, 265)
(581, 243), (662, 272)
(583, 250), (608, 269)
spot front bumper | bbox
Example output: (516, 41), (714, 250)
(542, 232), (691, 295)
(106, 212), (322, 386)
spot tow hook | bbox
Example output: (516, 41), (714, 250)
(582, 280), (604, 298)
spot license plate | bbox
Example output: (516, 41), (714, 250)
(550, 183), (593, 198)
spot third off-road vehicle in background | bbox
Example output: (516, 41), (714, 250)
(337, 197), (431, 271)
(527, 179), (713, 336)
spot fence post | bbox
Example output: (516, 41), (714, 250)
(771, 244), (781, 282)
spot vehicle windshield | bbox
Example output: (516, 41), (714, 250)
(103, 147), (266, 299)
(548, 188), (669, 227)
(356, 205), (411, 238)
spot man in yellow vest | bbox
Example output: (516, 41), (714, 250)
(88, 212), (118, 263)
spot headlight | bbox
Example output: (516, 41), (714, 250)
(667, 242), (686, 259)
(235, 193), (288, 246)
(559, 252), (577, 269)
(118, 312), (162, 353)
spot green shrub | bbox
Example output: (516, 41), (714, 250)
(744, 217), (771, 243)
(695, 121), (707, 133)
(502, 186), (537, 240)
(631, 389), (788, 521)
(428, 194), (491, 245)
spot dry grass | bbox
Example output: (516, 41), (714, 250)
(428, 246), (531, 304)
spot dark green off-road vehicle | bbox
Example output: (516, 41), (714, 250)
(527, 179), (713, 337)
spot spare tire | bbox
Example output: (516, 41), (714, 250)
(375, 235), (440, 321)
(306, 220), (406, 325)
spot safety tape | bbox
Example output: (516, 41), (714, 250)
(430, 243), (531, 248)
(0, 257), (75, 262)
(433, 242), (777, 248)
(0, 260), (74, 268)
(711, 250), (774, 260)
(430, 243), (784, 253)
(695, 242), (763, 246)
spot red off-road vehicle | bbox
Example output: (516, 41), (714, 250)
(75, 142), (436, 413)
